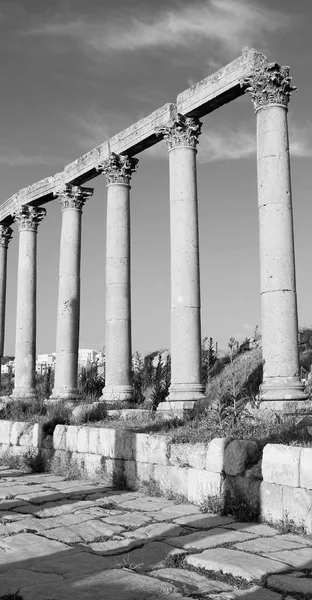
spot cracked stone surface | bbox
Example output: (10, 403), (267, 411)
(0, 466), (311, 598)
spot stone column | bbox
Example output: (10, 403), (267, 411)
(242, 60), (308, 403)
(51, 184), (93, 401)
(12, 206), (46, 399)
(157, 114), (206, 408)
(97, 153), (138, 406)
(0, 225), (13, 390)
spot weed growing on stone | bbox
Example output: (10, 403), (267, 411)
(164, 553), (186, 568)
(183, 565), (255, 590)
(0, 452), (23, 471)
(115, 554), (143, 571)
(223, 489), (260, 523)
(135, 477), (187, 503)
(22, 449), (45, 473)
(49, 452), (87, 480)
(264, 511), (307, 536)
(199, 494), (224, 515)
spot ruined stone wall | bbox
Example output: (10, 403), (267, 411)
(0, 421), (311, 533)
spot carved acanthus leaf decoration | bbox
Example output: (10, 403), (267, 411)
(156, 113), (202, 150)
(14, 206), (46, 232)
(0, 225), (13, 248)
(96, 153), (138, 185)
(54, 184), (94, 211)
(241, 61), (297, 110)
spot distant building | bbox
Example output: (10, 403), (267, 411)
(78, 349), (98, 367)
(1, 360), (15, 374)
(36, 353), (55, 373)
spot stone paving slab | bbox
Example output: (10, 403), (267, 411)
(173, 512), (235, 528)
(112, 541), (185, 572)
(234, 536), (307, 553)
(87, 537), (145, 555)
(0, 568), (64, 596)
(260, 547), (312, 568)
(185, 548), (290, 581)
(0, 467), (312, 599)
(43, 520), (124, 544)
(11, 568), (180, 600)
(148, 503), (202, 521)
(223, 522), (279, 536)
(123, 522), (184, 540)
(149, 567), (234, 594)
(167, 527), (258, 550)
(208, 588), (283, 599)
(117, 497), (175, 511)
(102, 511), (153, 528)
(0, 532), (78, 565)
(26, 550), (125, 576)
(267, 571), (312, 595)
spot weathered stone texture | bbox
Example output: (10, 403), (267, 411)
(205, 438), (227, 472)
(260, 481), (284, 522)
(282, 485), (312, 534)
(153, 464), (188, 497)
(262, 444), (301, 487)
(187, 468), (222, 504)
(299, 447), (312, 489)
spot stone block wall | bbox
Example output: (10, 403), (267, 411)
(0, 420), (44, 456)
(0, 420), (311, 533)
(261, 443), (312, 533)
(51, 426), (262, 507)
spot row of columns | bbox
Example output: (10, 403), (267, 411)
(0, 59), (308, 405)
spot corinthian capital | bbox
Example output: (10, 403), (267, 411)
(241, 60), (297, 111)
(97, 153), (138, 185)
(156, 113), (202, 150)
(54, 184), (94, 211)
(0, 225), (13, 248)
(14, 206), (46, 232)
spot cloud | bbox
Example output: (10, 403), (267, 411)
(74, 109), (135, 150)
(198, 128), (256, 163)
(26, 0), (289, 57)
(144, 122), (312, 164)
(0, 151), (64, 168)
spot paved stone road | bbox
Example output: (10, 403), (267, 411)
(0, 466), (311, 599)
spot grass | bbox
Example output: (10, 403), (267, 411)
(135, 477), (187, 503)
(0, 449), (45, 473)
(264, 511), (308, 536)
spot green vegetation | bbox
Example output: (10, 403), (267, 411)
(1, 326), (311, 447)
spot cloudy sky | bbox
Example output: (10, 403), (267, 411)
(1, 0), (312, 356)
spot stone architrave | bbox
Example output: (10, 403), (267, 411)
(0, 225), (13, 390)
(97, 153), (138, 406)
(51, 184), (93, 401)
(241, 60), (308, 403)
(156, 114), (206, 408)
(12, 206), (46, 399)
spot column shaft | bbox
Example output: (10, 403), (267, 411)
(12, 206), (46, 399)
(0, 226), (12, 390)
(157, 114), (205, 408)
(257, 105), (307, 400)
(98, 153), (137, 406)
(242, 58), (308, 403)
(51, 185), (93, 400)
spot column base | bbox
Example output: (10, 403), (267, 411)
(259, 378), (309, 402)
(100, 385), (134, 408)
(50, 388), (81, 401)
(157, 400), (195, 414)
(11, 388), (36, 401)
(167, 383), (206, 403)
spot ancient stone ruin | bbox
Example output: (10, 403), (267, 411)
(0, 47), (308, 410)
